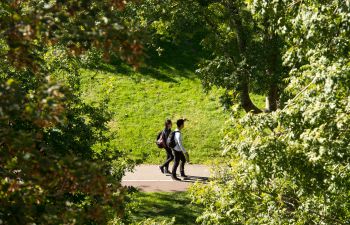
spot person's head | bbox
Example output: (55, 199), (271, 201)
(176, 119), (185, 130)
(165, 119), (172, 129)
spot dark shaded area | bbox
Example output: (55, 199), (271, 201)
(89, 61), (180, 83)
(182, 175), (209, 183)
(86, 40), (205, 83)
(163, 174), (209, 183)
(144, 40), (204, 73)
(129, 192), (202, 225)
(138, 66), (179, 83)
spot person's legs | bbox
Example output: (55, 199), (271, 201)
(179, 152), (187, 177)
(171, 150), (181, 180)
(160, 148), (174, 173)
(162, 147), (174, 173)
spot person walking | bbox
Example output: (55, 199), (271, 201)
(171, 119), (190, 181)
(158, 119), (174, 174)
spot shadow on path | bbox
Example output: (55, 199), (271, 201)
(123, 164), (211, 192)
(182, 175), (209, 183)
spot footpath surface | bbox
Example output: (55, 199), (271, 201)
(122, 164), (210, 192)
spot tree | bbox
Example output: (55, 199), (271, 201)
(133, 0), (288, 113)
(0, 0), (141, 223)
(196, 0), (288, 113)
(191, 1), (350, 224)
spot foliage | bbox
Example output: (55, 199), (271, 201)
(124, 0), (205, 48)
(0, 74), (131, 224)
(132, 0), (288, 112)
(196, 0), (288, 112)
(0, 0), (143, 69)
(191, 1), (350, 224)
(0, 0), (141, 224)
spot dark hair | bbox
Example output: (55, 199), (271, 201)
(176, 119), (185, 128)
(164, 119), (172, 127)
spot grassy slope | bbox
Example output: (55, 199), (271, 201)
(80, 46), (230, 164)
(127, 192), (202, 225)
(80, 45), (265, 223)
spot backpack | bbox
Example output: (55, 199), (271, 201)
(156, 131), (166, 148)
(166, 131), (179, 149)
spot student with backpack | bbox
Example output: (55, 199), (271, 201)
(167, 119), (190, 181)
(157, 119), (174, 174)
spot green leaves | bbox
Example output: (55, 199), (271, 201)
(0, 0), (143, 69)
(0, 0), (143, 224)
(191, 0), (350, 224)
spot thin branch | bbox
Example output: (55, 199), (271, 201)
(283, 76), (317, 110)
(288, 0), (303, 8)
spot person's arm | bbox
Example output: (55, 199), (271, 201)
(175, 132), (190, 162)
(175, 132), (187, 154)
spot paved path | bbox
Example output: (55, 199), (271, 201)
(122, 164), (210, 192)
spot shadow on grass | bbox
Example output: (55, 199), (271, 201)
(87, 41), (203, 83)
(139, 66), (179, 83)
(130, 192), (202, 225)
(142, 42), (203, 81)
(89, 62), (182, 83)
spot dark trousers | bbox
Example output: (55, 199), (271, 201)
(172, 150), (186, 177)
(160, 147), (174, 169)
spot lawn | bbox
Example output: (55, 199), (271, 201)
(126, 192), (202, 225)
(79, 43), (265, 164)
(80, 47), (230, 164)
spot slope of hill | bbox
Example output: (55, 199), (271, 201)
(78, 42), (266, 165)
(80, 63), (228, 164)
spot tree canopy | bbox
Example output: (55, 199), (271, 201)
(0, 0), (140, 223)
(1, 0), (350, 224)
(189, 0), (350, 224)
(132, 0), (288, 113)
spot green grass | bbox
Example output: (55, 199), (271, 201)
(126, 192), (202, 225)
(79, 42), (265, 164)
(80, 58), (229, 164)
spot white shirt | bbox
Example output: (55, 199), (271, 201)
(173, 128), (187, 153)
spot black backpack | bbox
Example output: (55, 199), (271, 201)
(166, 131), (179, 149)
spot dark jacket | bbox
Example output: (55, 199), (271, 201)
(163, 128), (171, 139)
(162, 128), (171, 147)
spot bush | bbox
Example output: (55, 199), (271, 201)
(190, 1), (350, 224)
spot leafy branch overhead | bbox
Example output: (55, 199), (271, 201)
(1, 0), (350, 224)
(0, 0), (142, 224)
(1, 0), (143, 69)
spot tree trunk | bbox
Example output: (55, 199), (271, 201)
(229, 3), (262, 114)
(265, 34), (281, 112)
(240, 78), (262, 114)
(266, 82), (278, 112)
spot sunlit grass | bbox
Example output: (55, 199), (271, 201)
(80, 63), (229, 164)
